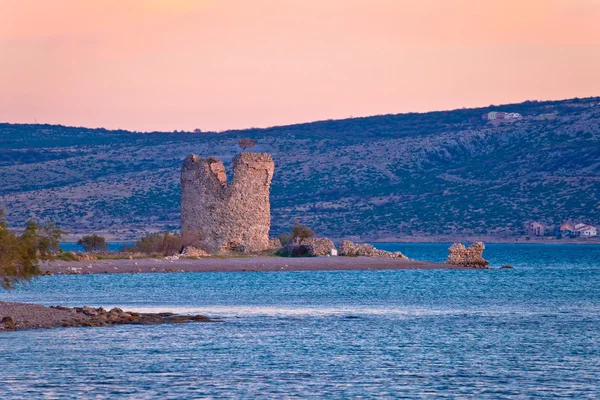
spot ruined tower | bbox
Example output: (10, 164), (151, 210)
(181, 152), (275, 253)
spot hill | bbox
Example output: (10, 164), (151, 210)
(1, 97), (599, 241)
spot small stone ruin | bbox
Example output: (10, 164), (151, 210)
(445, 242), (489, 268)
(337, 240), (406, 258)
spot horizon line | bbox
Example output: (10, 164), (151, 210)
(1, 95), (598, 134)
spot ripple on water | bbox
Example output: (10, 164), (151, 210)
(1, 244), (600, 398)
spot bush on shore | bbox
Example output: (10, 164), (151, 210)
(277, 221), (315, 246)
(55, 251), (79, 262)
(0, 210), (63, 289)
(121, 232), (182, 256)
(77, 234), (108, 252)
(276, 221), (319, 257)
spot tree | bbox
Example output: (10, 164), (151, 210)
(277, 220), (315, 246)
(37, 221), (64, 261)
(77, 234), (108, 252)
(20, 221), (39, 271)
(0, 210), (60, 289)
(291, 220), (315, 240)
(238, 138), (256, 152)
(0, 212), (26, 289)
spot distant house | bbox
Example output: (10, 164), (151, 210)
(560, 222), (597, 237)
(526, 222), (545, 236)
(560, 223), (575, 234)
(483, 112), (523, 121)
(575, 224), (597, 237)
(506, 112), (523, 119)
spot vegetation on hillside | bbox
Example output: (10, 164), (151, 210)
(1, 97), (599, 239)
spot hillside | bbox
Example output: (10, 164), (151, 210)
(1, 97), (599, 241)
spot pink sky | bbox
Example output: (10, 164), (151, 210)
(1, 0), (599, 132)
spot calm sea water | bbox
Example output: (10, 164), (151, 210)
(60, 242), (131, 253)
(1, 244), (600, 398)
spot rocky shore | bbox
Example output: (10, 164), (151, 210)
(0, 301), (213, 332)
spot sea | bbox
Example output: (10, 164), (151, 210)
(1, 243), (599, 398)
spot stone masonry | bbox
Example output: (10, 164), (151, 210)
(181, 152), (275, 253)
(337, 240), (406, 258)
(445, 242), (489, 268)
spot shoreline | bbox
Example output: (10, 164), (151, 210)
(369, 238), (600, 245)
(56, 237), (600, 245)
(4, 258), (468, 332)
(0, 301), (214, 332)
(41, 256), (466, 275)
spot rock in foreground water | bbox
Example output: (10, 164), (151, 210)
(0, 302), (213, 332)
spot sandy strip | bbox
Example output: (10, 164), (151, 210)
(41, 256), (467, 275)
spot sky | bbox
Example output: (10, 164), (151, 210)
(1, 0), (599, 132)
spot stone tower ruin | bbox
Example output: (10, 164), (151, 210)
(180, 152), (275, 253)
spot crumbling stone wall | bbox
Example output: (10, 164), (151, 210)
(445, 242), (489, 268)
(181, 152), (274, 253)
(337, 240), (406, 258)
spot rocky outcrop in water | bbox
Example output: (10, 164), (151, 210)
(337, 241), (406, 258)
(0, 302), (213, 332)
(445, 242), (489, 268)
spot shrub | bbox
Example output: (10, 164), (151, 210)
(122, 232), (182, 256)
(0, 210), (62, 289)
(277, 221), (315, 247)
(275, 221), (318, 257)
(291, 221), (314, 240)
(277, 232), (294, 246)
(238, 138), (256, 152)
(56, 251), (78, 262)
(77, 234), (108, 252)
(277, 243), (314, 257)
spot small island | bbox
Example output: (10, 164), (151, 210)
(1, 149), (491, 332)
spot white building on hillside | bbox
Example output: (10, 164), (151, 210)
(482, 112), (523, 121)
(575, 224), (597, 237)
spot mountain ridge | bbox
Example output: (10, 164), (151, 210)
(1, 96), (599, 241)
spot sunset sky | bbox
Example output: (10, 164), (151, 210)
(1, 0), (599, 131)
